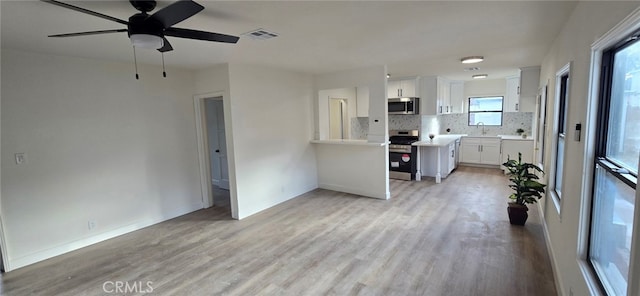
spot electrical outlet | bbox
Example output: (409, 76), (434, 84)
(15, 153), (26, 165)
(88, 220), (96, 230)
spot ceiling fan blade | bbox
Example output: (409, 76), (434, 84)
(165, 27), (239, 44)
(150, 0), (204, 29)
(158, 37), (173, 52)
(40, 0), (128, 26)
(48, 29), (128, 38)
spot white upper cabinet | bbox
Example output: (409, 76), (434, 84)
(356, 86), (370, 117)
(518, 66), (540, 113)
(449, 81), (464, 114)
(503, 66), (539, 113)
(420, 76), (450, 115)
(504, 76), (520, 112)
(387, 77), (419, 98)
(437, 77), (451, 114)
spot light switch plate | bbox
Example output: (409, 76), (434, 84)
(15, 153), (26, 165)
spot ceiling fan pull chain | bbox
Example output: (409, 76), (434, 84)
(162, 53), (167, 78)
(132, 46), (139, 80)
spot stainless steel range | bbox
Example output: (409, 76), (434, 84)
(389, 130), (419, 180)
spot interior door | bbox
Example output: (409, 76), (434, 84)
(205, 99), (230, 190)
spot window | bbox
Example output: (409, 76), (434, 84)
(553, 73), (569, 200)
(468, 96), (503, 126)
(589, 31), (640, 296)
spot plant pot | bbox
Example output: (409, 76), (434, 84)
(507, 203), (528, 225)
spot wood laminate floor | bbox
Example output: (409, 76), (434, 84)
(0, 166), (557, 295)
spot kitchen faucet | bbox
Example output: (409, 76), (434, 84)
(476, 122), (486, 135)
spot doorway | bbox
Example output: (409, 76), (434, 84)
(204, 98), (231, 211)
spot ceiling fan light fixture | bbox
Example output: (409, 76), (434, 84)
(461, 56), (484, 64)
(472, 74), (488, 79)
(130, 34), (164, 49)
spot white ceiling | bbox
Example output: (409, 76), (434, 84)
(1, 1), (579, 81)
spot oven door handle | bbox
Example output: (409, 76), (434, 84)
(389, 148), (412, 153)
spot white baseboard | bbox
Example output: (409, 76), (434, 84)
(537, 202), (564, 296)
(7, 204), (202, 271)
(318, 183), (388, 200)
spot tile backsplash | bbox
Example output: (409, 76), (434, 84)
(351, 117), (369, 140)
(351, 115), (422, 140)
(389, 115), (421, 131)
(350, 112), (532, 140)
(439, 112), (534, 136)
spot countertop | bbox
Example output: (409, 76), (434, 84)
(413, 134), (534, 147)
(310, 139), (387, 146)
(413, 135), (464, 147)
(497, 135), (534, 141)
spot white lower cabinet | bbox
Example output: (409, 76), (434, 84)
(501, 139), (534, 171)
(460, 137), (501, 165)
(447, 142), (456, 173)
(419, 141), (458, 179)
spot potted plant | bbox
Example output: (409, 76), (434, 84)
(502, 152), (546, 225)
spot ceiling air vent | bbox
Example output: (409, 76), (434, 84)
(242, 28), (279, 40)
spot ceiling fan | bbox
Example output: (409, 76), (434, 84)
(42, 0), (239, 52)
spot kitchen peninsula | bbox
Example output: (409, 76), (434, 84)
(413, 134), (464, 183)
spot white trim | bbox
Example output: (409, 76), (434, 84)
(0, 216), (9, 272)
(582, 7), (640, 296)
(193, 94), (215, 209)
(578, 23), (607, 296)
(8, 204), (200, 271)
(629, 154), (640, 296)
(537, 202), (564, 296)
(193, 92), (239, 219)
(591, 7), (640, 50)
(318, 183), (389, 200)
(0, 33), (7, 271)
(548, 62), (572, 218)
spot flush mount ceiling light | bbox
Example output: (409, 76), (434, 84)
(461, 56), (484, 64)
(472, 74), (488, 79)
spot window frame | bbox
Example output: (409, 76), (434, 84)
(549, 62), (571, 215)
(467, 96), (504, 126)
(535, 85), (548, 167)
(587, 30), (640, 296)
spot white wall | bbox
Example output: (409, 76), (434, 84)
(315, 66), (388, 143)
(1, 50), (203, 270)
(538, 2), (640, 296)
(193, 65), (239, 218)
(313, 66), (389, 200)
(463, 78), (506, 113)
(227, 64), (318, 219)
(315, 143), (388, 199)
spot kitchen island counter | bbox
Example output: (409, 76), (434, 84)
(412, 134), (465, 183)
(412, 134), (465, 147)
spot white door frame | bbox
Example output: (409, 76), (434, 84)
(193, 92), (238, 219)
(0, 214), (9, 271)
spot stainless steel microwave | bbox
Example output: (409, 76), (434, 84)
(388, 97), (419, 115)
